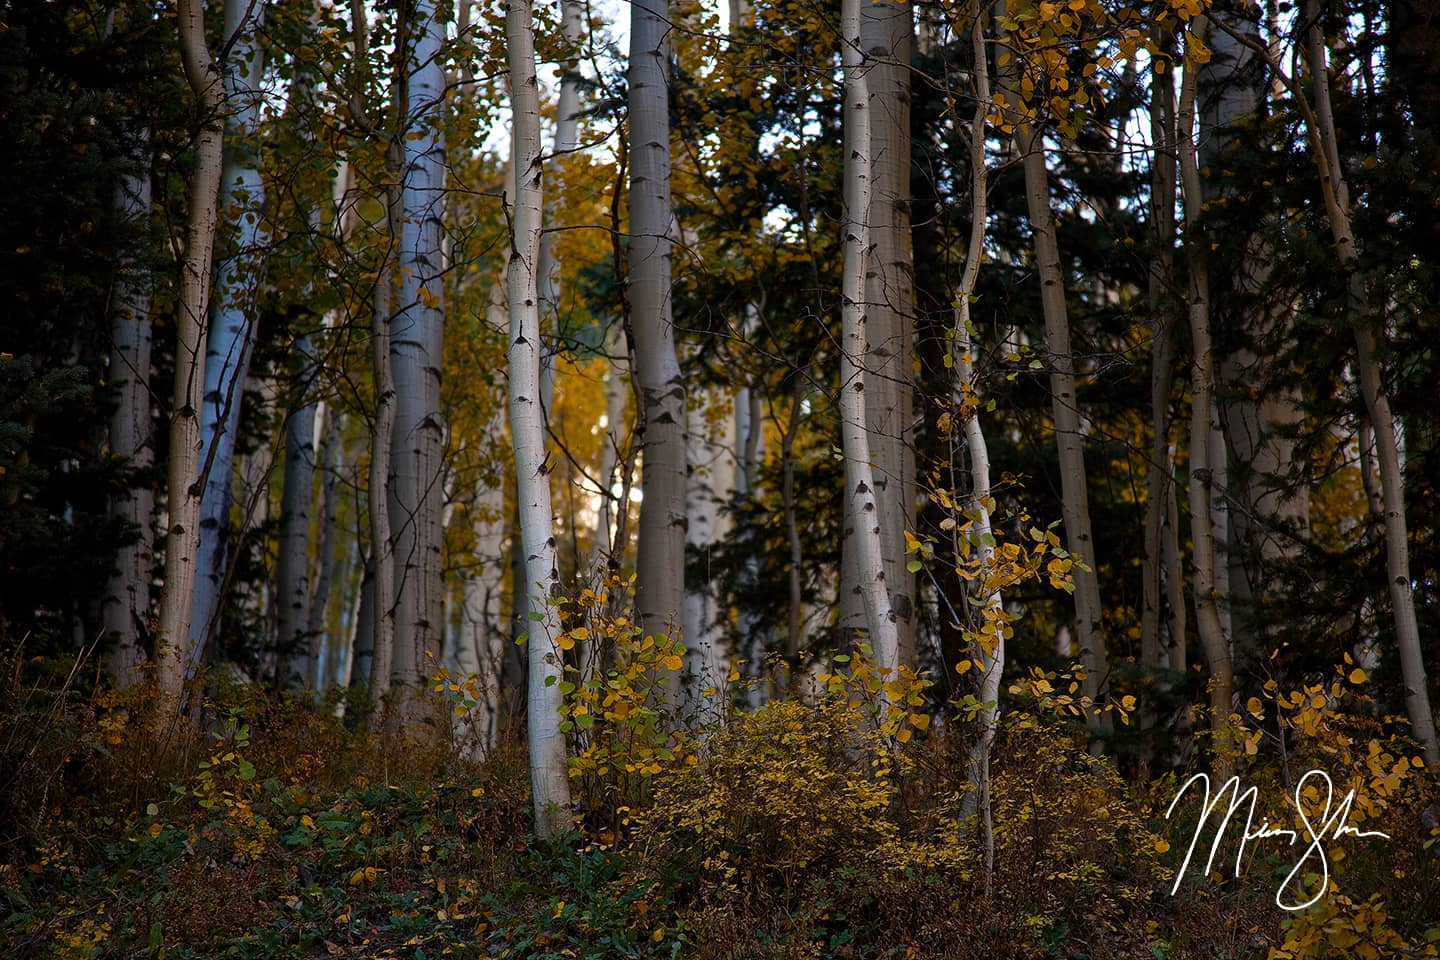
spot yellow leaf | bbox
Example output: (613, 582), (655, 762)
(553, 900), (565, 919)
(894, 727), (913, 744)
(148, 822), (163, 837)
(1246, 696), (1263, 718)
(660, 655), (683, 671)
(651, 927), (665, 943)
(909, 712), (931, 730)
(726, 664), (741, 683)
(955, 659), (973, 675)
(1349, 668), (1367, 684)
(1154, 839), (1170, 853)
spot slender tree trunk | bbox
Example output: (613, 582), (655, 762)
(840, 0), (899, 675)
(952, 9), (1002, 897)
(589, 318), (629, 579)
(306, 408), (341, 689)
(368, 146), (401, 714)
(157, 0), (226, 701)
(457, 282), (511, 755)
(858, 0), (916, 665)
(389, 0), (447, 710)
(509, 0), (571, 836)
(279, 399), (318, 686)
(683, 385), (736, 721)
(1204, 3), (1307, 663)
(1005, 88), (1108, 719)
(629, 0), (688, 671)
(1179, 21), (1234, 751)
(103, 124), (155, 685)
(1141, 32), (1180, 679)
(189, 0), (269, 670)
(1297, 1), (1438, 764)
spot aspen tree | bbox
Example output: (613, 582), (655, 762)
(629, 0), (688, 675)
(997, 4), (1108, 720)
(1179, 18), (1235, 753)
(189, 0), (270, 668)
(158, 0), (227, 700)
(508, 0), (571, 835)
(389, 0), (448, 709)
(840, 0), (899, 674)
(102, 123), (154, 686)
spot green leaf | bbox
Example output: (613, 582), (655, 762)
(146, 802), (159, 817)
(906, 559), (923, 573)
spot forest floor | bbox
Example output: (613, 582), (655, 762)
(3, 657), (1438, 959)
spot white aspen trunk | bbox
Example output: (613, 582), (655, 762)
(683, 385), (736, 722)
(537, 0), (582, 331)
(368, 145), (401, 714)
(952, 8), (1002, 896)
(306, 408), (341, 690)
(589, 319), (629, 578)
(1208, 397), (1233, 646)
(509, 0), (572, 836)
(278, 394), (318, 687)
(389, 0), (447, 707)
(1141, 35), (1180, 676)
(629, 0), (688, 671)
(1010, 122), (1108, 716)
(158, 0), (226, 701)
(859, 0), (916, 666)
(457, 282), (511, 755)
(734, 325), (771, 706)
(1204, 4), (1307, 661)
(1179, 23), (1234, 749)
(1296, 0), (1438, 764)
(1164, 463), (1188, 673)
(840, 0), (899, 677)
(102, 124), (155, 685)
(189, 0), (269, 669)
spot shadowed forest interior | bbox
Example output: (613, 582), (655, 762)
(1, 0), (1438, 955)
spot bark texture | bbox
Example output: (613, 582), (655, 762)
(102, 124), (155, 685)
(629, 0), (688, 676)
(389, 0), (447, 706)
(189, 0), (269, 668)
(508, 0), (572, 836)
(840, 0), (899, 675)
(158, 0), (226, 700)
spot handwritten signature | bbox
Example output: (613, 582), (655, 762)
(1164, 769), (1390, 911)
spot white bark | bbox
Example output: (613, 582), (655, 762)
(1297, 1), (1437, 765)
(102, 125), (154, 685)
(306, 408), (341, 690)
(457, 283), (511, 755)
(389, 0), (447, 704)
(509, 0), (571, 837)
(858, 0), (916, 665)
(1204, 4), (1307, 659)
(629, 0), (688, 672)
(840, 0), (900, 676)
(1179, 22), (1234, 743)
(189, 0), (269, 670)
(1210, 0), (1440, 764)
(589, 319), (630, 578)
(1141, 33), (1183, 678)
(537, 0), (582, 332)
(158, 0), (226, 701)
(279, 391), (318, 687)
(1010, 123), (1108, 716)
(952, 8), (1003, 897)
(368, 151), (400, 713)
(683, 385), (736, 722)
